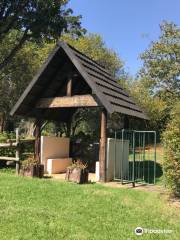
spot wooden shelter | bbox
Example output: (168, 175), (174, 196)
(10, 41), (148, 182)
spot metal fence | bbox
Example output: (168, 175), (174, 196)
(114, 130), (156, 186)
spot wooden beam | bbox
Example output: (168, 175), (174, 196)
(99, 108), (107, 182)
(0, 142), (18, 148)
(0, 157), (19, 161)
(34, 120), (41, 163)
(36, 95), (99, 108)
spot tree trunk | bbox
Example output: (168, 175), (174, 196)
(0, 112), (5, 132)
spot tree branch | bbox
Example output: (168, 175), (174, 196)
(0, 29), (29, 71)
(0, 1), (8, 20)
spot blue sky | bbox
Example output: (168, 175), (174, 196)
(68, 0), (180, 76)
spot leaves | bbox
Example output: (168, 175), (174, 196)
(162, 101), (180, 196)
(0, 0), (85, 70)
(132, 21), (180, 132)
(139, 21), (180, 95)
(0, 33), (54, 129)
(127, 80), (168, 131)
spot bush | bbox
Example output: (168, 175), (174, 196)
(21, 156), (38, 171)
(0, 132), (8, 143)
(162, 102), (180, 197)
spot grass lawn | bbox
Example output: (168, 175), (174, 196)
(0, 171), (179, 240)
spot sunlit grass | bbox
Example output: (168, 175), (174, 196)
(0, 171), (179, 240)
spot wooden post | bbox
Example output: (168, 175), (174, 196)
(34, 119), (41, 163)
(124, 115), (129, 129)
(66, 77), (72, 96)
(15, 128), (20, 175)
(66, 76), (72, 138)
(99, 108), (107, 182)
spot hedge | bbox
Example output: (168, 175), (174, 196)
(162, 104), (180, 197)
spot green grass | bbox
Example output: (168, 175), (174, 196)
(0, 172), (179, 240)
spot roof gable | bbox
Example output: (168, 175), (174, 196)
(10, 41), (148, 120)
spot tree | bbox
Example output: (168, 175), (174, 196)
(0, 0), (85, 71)
(139, 21), (180, 101)
(129, 80), (168, 132)
(0, 33), (54, 131)
(0, 0), (85, 131)
(130, 21), (180, 133)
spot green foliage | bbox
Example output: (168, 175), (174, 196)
(71, 108), (101, 139)
(0, 132), (9, 143)
(62, 33), (124, 76)
(0, 35), (53, 111)
(0, 0), (85, 70)
(129, 80), (168, 131)
(0, 131), (15, 142)
(0, 131), (34, 163)
(133, 21), (180, 132)
(162, 102), (180, 197)
(0, 132), (16, 161)
(0, 34), (54, 131)
(139, 21), (180, 96)
(21, 156), (38, 171)
(0, 1), (85, 131)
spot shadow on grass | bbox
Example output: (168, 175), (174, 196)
(127, 160), (163, 184)
(43, 176), (52, 179)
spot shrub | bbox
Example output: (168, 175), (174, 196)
(0, 132), (11, 143)
(67, 160), (88, 170)
(162, 102), (180, 197)
(21, 156), (38, 171)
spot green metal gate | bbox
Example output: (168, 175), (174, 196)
(114, 130), (156, 186)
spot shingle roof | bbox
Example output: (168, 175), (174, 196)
(10, 41), (148, 120)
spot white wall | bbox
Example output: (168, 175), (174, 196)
(40, 136), (70, 172)
(106, 138), (129, 181)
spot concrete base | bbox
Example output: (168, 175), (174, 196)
(95, 162), (100, 181)
(47, 158), (72, 174)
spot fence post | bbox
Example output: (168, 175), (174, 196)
(121, 129), (124, 184)
(132, 131), (135, 187)
(15, 128), (20, 175)
(154, 131), (156, 184)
